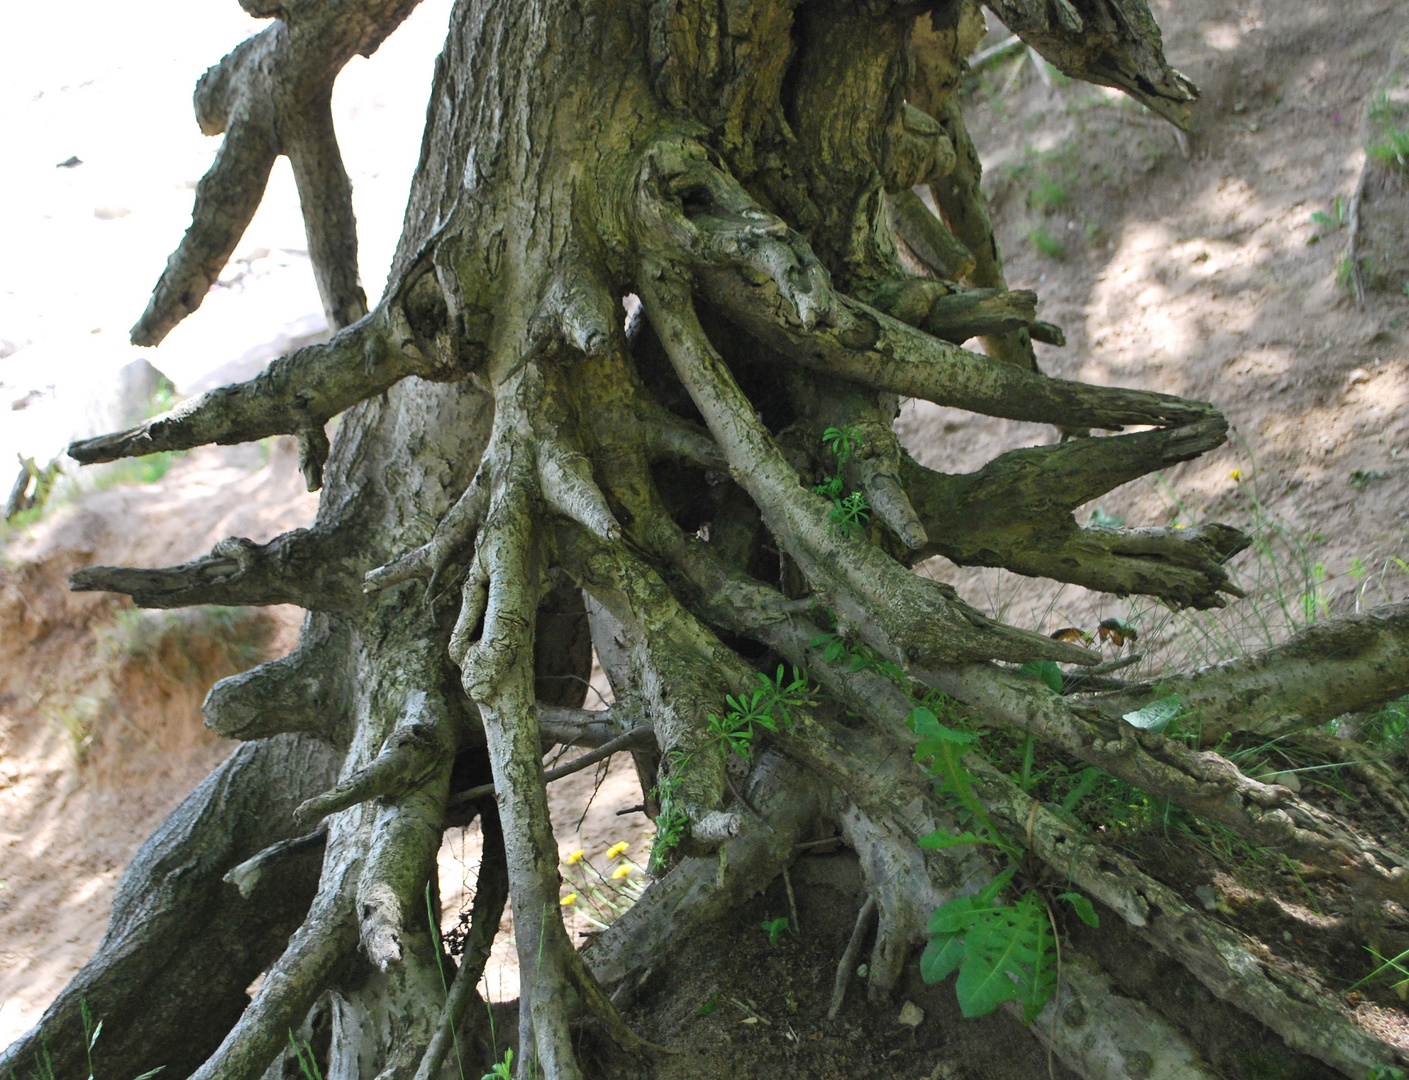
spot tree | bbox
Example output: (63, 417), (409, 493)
(4, 0), (1408, 1077)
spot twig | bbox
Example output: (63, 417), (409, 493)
(969, 35), (1022, 69)
(783, 866), (800, 934)
(449, 725), (655, 806)
(1346, 152), (1371, 307)
(827, 896), (877, 1021)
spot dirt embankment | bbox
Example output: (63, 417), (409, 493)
(0, 440), (316, 1041)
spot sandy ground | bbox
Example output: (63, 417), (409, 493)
(2, 0), (1408, 1056)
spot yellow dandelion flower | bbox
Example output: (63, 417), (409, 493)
(1174, 523), (1187, 530)
(1229, 468), (1242, 481)
(605, 841), (630, 860)
(560, 892), (578, 906)
(611, 863), (634, 880)
(564, 849), (584, 865)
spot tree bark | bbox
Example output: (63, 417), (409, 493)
(12, 0), (1409, 1078)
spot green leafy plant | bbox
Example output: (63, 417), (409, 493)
(481, 1048), (513, 1080)
(808, 629), (905, 683)
(814, 428), (870, 538)
(829, 491), (871, 538)
(921, 870), (1054, 1020)
(821, 425), (863, 463)
(910, 704), (1098, 1022)
(649, 771), (689, 867)
(1027, 225), (1066, 259)
(1308, 195), (1348, 243)
(706, 666), (811, 759)
(1350, 945), (1409, 1001)
(761, 917), (789, 946)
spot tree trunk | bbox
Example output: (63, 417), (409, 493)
(6, 0), (1409, 1078)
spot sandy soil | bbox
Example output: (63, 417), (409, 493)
(2, 0), (1407, 1061)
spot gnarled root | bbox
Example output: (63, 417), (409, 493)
(203, 614), (354, 742)
(971, 760), (1407, 1077)
(0, 735), (340, 1080)
(70, 521), (367, 614)
(130, 0), (425, 345)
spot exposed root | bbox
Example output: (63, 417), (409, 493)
(898, 421), (1249, 607)
(224, 824), (329, 898)
(640, 273), (1096, 668)
(186, 826), (361, 1080)
(203, 615), (354, 742)
(837, 803), (971, 1003)
(930, 664), (1409, 908)
(71, 521), (366, 614)
(443, 363), (646, 1078)
(416, 809), (510, 1080)
(0, 735), (339, 1080)
(1020, 951), (1219, 1080)
(131, 0), (423, 345)
(357, 755), (453, 969)
(827, 896), (877, 1021)
(867, 276), (1047, 345)
(586, 752), (824, 990)
(537, 705), (638, 748)
(972, 762), (1407, 1077)
(364, 465), (490, 597)
(988, 0), (1198, 128)
(700, 263), (1216, 430)
(887, 188), (975, 280)
(295, 690), (458, 827)
(70, 307), (464, 483)
(1107, 600), (1409, 740)
(449, 724), (656, 807)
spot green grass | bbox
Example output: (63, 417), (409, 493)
(1026, 173), (1068, 213)
(96, 606), (269, 679)
(90, 452), (182, 491)
(1027, 226), (1066, 259)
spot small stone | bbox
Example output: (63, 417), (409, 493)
(1282, 930), (1293, 943)
(898, 1000), (924, 1028)
(1194, 885), (1218, 910)
(1272, 770), (1301, 792)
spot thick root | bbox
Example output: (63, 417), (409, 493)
(1109, 600), (1409, 741)
(70, 522), (366, 614)
(1021, 951), (1218, 1080)
(203, 615), (354, 742)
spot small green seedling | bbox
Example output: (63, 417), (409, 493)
(697, 994), (719, 1016)
(481, 1048), (513, 1080)
(762, 917), (789, 946)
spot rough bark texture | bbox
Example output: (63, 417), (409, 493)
(9, 1), (1409, 1079)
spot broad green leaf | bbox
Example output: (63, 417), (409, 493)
(1019, 905), (1056, 1023)
(1122, 696), (1182, 733)
(1057, 891), (1100, 928)
(926, 894), (994, 935)
(955, 896), (1047, 1018)
(917, 829), (994, 850)
(1020, 660), (1064, 693)
(920, 933), (965, 983)
(978, 866), (1016, 903)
